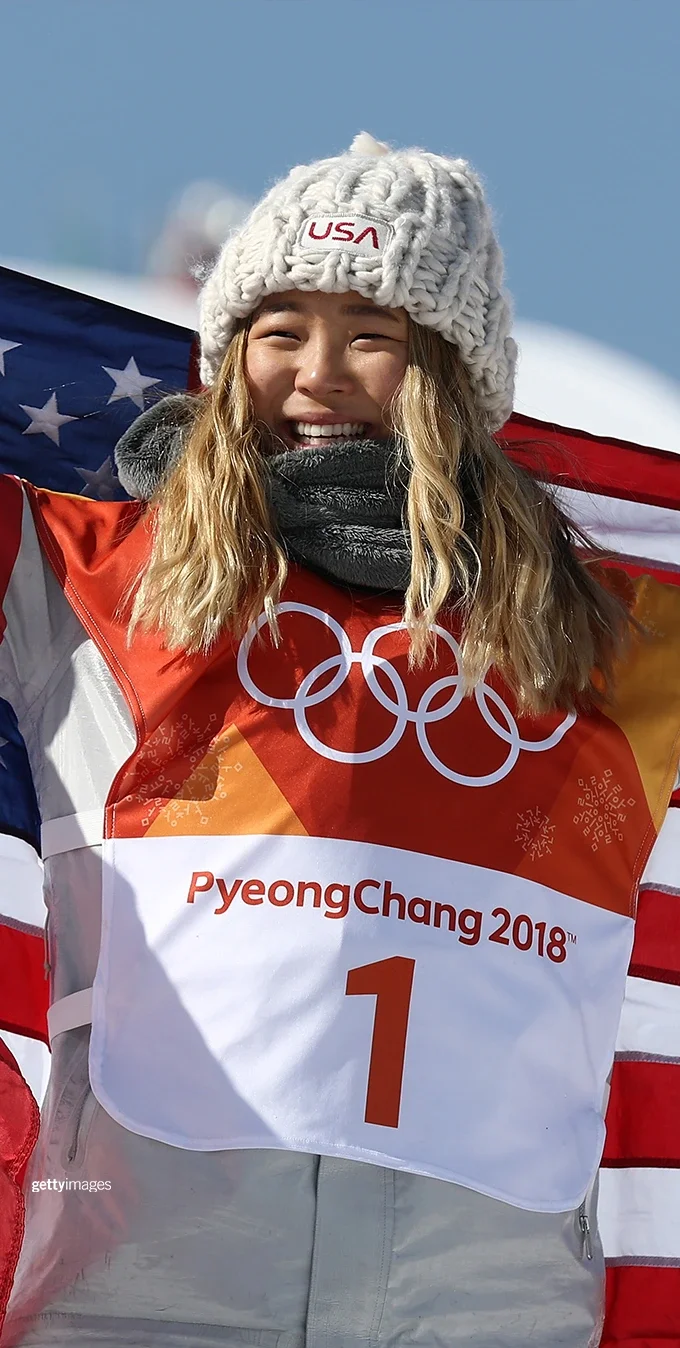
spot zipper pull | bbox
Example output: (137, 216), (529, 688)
(579, 1208), (593, 1261)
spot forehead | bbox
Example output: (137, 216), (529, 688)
(252, 290), (404, 326)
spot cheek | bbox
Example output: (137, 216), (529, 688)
(362, 351), (408, 410)
(244, 347), (292, 418)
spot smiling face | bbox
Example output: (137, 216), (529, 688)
(244, 289), (409, 450)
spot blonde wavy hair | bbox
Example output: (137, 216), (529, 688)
(128, 315), (631, 714)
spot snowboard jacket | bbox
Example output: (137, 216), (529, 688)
(2, 473), (680, 1348)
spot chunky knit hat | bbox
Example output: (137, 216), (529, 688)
(199, 132), (517, 430)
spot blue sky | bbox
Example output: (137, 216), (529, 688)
(3, 0), (678, 380)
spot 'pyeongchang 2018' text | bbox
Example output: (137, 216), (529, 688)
(186, 872), (570, 962)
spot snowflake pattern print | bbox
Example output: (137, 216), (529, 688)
(126, 710), (221, 829)
(515, 807), (555, 862)
(573, 769), (635, 852)
(156, 728), (244, 830)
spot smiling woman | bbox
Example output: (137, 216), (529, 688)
(127, 278), (626, 713)
(5, 132), (680, 1348)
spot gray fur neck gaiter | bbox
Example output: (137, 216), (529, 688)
(114, 395), (412, 592)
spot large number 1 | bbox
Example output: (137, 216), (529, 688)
(345, 956), (415, 1129)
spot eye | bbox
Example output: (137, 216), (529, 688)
(251, 323), (300, 341)
(353, 332), (393, 342)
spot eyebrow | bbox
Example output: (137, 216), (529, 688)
(253, 299), (402, 325)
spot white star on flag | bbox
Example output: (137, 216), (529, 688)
(0, 338), (21, 376)
(75, 457), (122, 500)
(102, 357), (160, 411)
(20, 393), (78, 447)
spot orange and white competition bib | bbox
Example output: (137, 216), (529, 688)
(25, 482), (680, 1215)
(77, 570), (680, 1214)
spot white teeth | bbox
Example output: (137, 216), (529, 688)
(293, 421), (366, 439)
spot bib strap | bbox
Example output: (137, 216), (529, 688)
(41, 811), (103, 858)
(47, 987), (93, 1044)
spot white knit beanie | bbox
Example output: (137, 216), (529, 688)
(199, 133), (517, 430)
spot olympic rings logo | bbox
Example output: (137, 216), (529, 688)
(237, 602), (575, 787)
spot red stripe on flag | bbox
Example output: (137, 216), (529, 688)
(630, 890), (680, 987)
(603, 1264), (680, 1346)
(0, 477), (23, 644)
(0, 924), (49, 1044)
(500, 413), (680, 512)
(603, 1061), (680, 1167)
(600, 558), (680, 588)
(0, 1038), (39, 1337)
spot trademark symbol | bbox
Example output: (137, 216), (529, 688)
(566, 931), (577, 944)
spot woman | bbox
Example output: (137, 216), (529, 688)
(2, 133), (680, 1348)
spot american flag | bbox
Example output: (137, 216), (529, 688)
(0, 261), (196, 905)
(0, 262), (679, 1344)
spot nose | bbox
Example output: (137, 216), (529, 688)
(294, 333), (355, 400)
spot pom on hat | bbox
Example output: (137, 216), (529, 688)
(349, 132), (390, 157)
